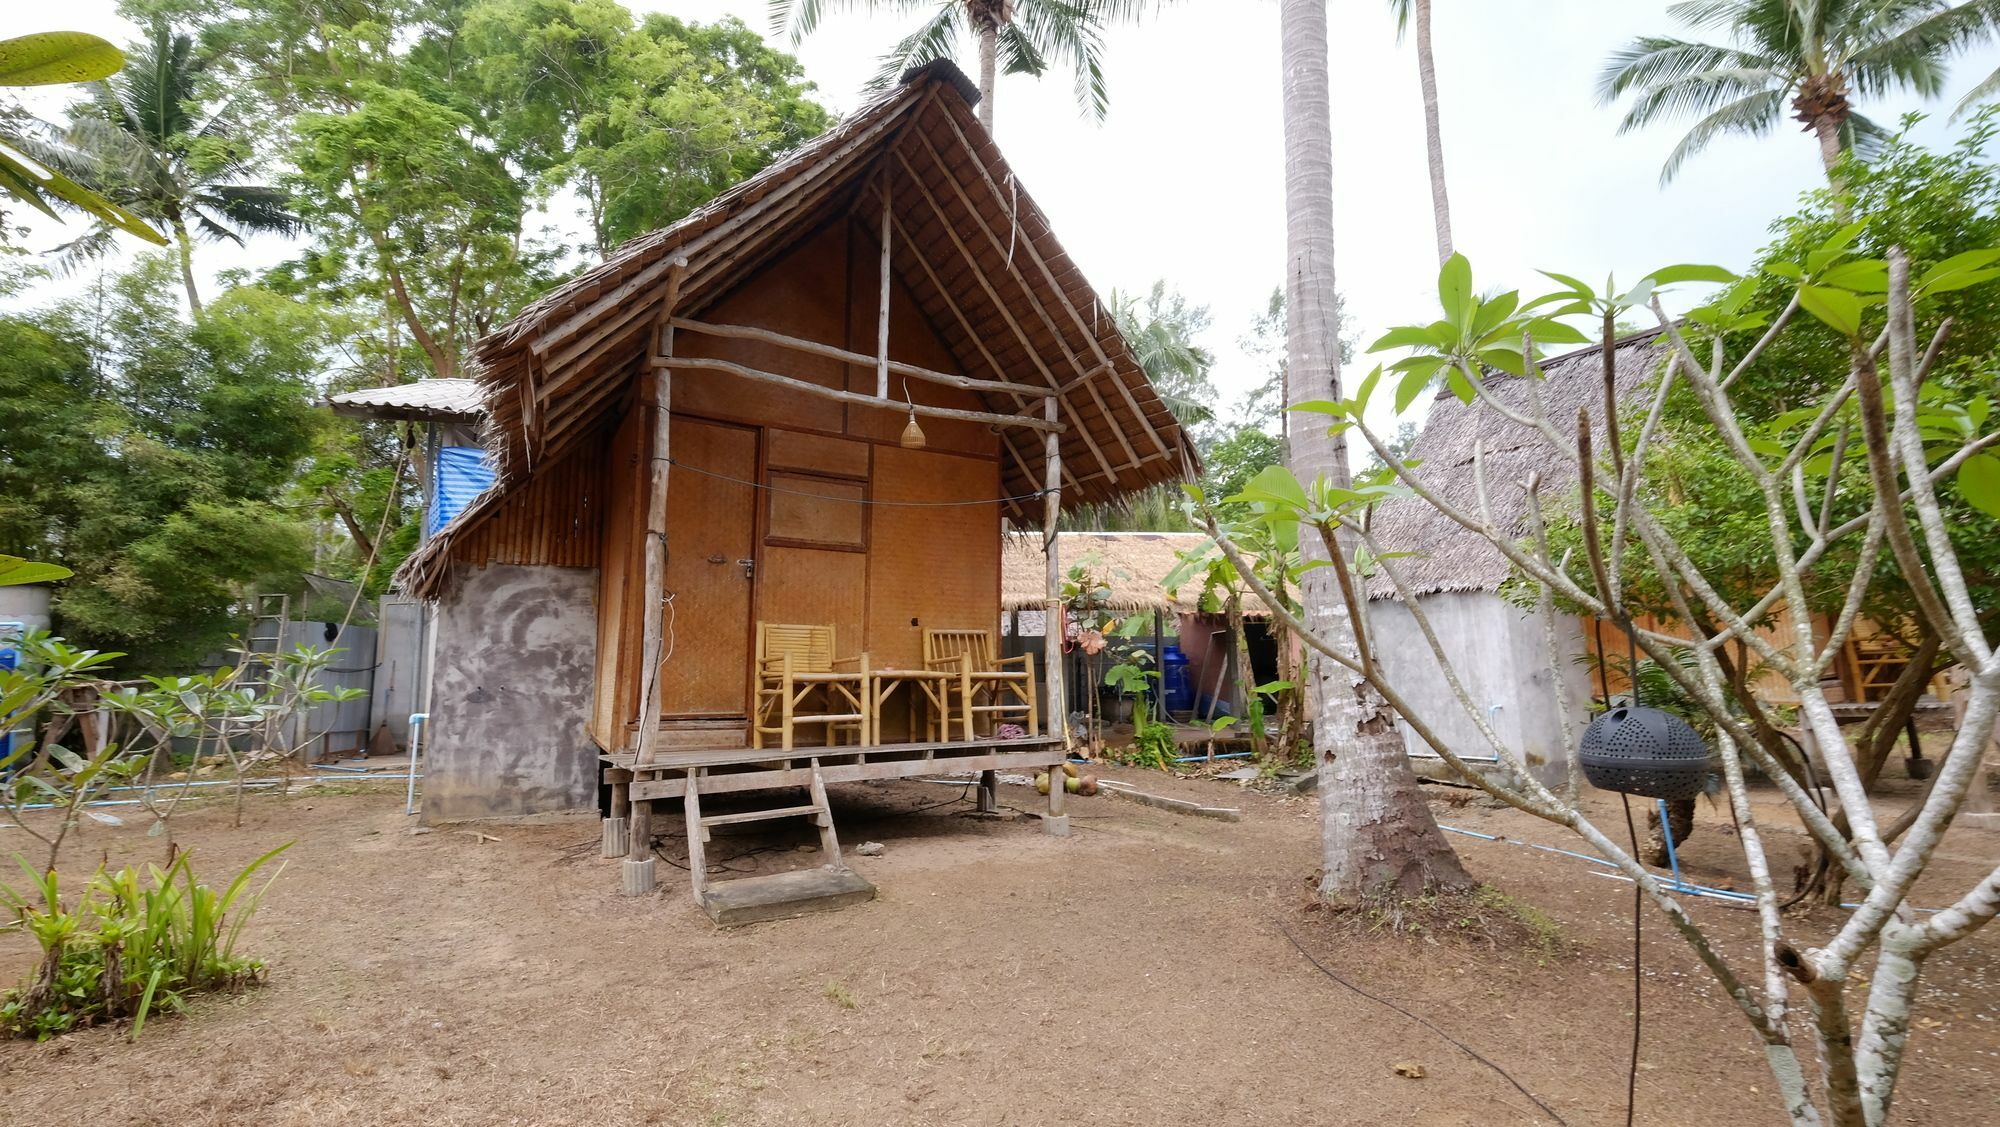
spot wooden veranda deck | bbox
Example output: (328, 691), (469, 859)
(602, 736), (1065, 801)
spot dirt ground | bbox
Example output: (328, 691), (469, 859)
(1, 764), (1996, 1127)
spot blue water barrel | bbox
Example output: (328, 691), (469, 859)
(1161, 644), (1194, 713)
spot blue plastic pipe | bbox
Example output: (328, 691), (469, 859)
(1657, 798), (1685, 891)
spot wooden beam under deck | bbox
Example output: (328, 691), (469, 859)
(606, 739), (1065, 802)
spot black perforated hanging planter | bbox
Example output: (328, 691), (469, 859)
(1578, 706), (1710, 801)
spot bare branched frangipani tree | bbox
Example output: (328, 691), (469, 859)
(1200, 242), (2000, 1125)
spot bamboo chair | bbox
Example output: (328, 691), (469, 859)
(752, 624), (869, 750)
(923, 629), (1037, 741)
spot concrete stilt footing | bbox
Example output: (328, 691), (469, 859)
(1041, 814), (1070, 837)
(601, 817), (628, 859)
(621, 857), (657, 896)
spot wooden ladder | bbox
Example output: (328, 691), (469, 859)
(681, 757), (842, 901)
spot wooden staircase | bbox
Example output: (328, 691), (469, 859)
(683, 757), (875, 925)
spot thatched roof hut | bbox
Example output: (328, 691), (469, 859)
(397, 60), (1194, 597)
(1002, 531), (1271, 616)
(1364, 334), (1665, 600)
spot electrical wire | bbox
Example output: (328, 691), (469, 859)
(666, 457), (1053, 508)
(1275, 918), (1570, 1126)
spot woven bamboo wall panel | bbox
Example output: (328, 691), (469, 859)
(672, 225), (851, 433)
(767, 472), (867, 549)
(659, 418), (759, 717)
(865, 445), (1000, 670)
(590, 406), (646, 748)
(447, 440), (605, 571)
(757, 545), (867, 664)
(766, 427), (870, 477)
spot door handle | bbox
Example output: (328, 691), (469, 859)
(736, 558), (756, 579)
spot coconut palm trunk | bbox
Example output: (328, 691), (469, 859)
(1410, 0), (1451, 263)
(167, 210), (203, 317)
(972, 3), (999, 130)
(1280, 0), (1469, 899)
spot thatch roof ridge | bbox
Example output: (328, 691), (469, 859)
(395, 60), (1195, 597)
(1362, 334), (1667, 600)
(1002, 531), (1272, 617)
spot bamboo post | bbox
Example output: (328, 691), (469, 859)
(623, 264), (686, 896)
(877, 178), (892, 400)
(1043, 394), (1069, 836)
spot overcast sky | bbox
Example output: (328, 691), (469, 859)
(15, 1), (2000, 414)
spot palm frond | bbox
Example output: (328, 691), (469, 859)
(1840, 108), (1893, 161)
(1845, 0), (2000, 98)
(1953, 64), (2000, 117)
(1664, 1), (1760, 34)
(1657, 87), (1788, 183)
(42, 224), (121, 276)
(1598, 35), (1783, 106)
(191, 210), (244, 245)
(1615, 64), (1785, 133)
(1387, 0), (1413, 41)
(863, 4), (959, 91)
(1010, 1), (1112, 118)
(204, 184), (301, 237)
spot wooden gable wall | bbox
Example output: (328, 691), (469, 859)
(587, 213), (1006, 752)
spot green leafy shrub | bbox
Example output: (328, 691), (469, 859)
(0, 843), (290, 1040)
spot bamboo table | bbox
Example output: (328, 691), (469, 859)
(866, 668), (958, 745)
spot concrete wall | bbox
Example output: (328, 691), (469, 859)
(0, 584), (53, 634)
(369, 594), (425, 748)
(1370, 591), (1593, 787)
(424, 564), (598, 821)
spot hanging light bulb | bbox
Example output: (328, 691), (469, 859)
(899, 378), (926, 449)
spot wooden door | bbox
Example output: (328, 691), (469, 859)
(660, 418), (758, 717)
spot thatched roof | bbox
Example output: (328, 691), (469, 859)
(328, 379), (484, 423)
(1364, 334), (1666, 600)
(395, 60), (1193, 597)
(1003, 531), (1271, 617)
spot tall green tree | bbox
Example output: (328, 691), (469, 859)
(1279, 0), (1469, 897)
(57, 21), (299, 316)
(1388, 0), (1452, 262)
(1599, 0), (2000, 183)
(0, 256), (326, 670)
(772, 0), (1164, 131)
(465, 2), (830, 254)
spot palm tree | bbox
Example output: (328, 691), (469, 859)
(59, 23), (299, 315)
(1278, 0), (1470, 898)
(1110, 280), (1215, 428)
(1600, 0), (2000, 185)
(1388, 0), (1452, 263)
(0, 31), (162, 247)
(772, 1), (1165, 131)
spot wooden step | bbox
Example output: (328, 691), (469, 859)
(699, 865), (876, 926)
(699, 803), (824, 828)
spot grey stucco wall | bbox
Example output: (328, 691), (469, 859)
(423, 564), (598, 821)
(0, 585), (53, 634)
(1371, 591), (1594, 788)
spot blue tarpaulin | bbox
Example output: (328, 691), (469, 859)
(429, 445), (496, 535)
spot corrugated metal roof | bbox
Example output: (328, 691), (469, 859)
(328, 379), (485, 422)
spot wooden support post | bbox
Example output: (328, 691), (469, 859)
(877, 179), (892, 400)
(1042, 393), (1069, 837)
(624, 263), (685, 896)
(603, 769), (631, 859)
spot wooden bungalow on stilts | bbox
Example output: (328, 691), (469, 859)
(391, 61), (1195, 920)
